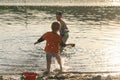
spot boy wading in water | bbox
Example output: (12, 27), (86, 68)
(56, 11), (69, 52)
(34, 22), (75, 74)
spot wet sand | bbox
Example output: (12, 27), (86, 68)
(1, 72), (120, 80)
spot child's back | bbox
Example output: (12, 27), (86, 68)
(42, 32), (62, 53)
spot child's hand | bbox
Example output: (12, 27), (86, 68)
(34, 42), (38, 45)
(66, 44), (75, 47)
(71, 44), (75, 47)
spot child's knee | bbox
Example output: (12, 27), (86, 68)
(56, 55), (60, 59)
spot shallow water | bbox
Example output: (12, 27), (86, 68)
(1, 6), (120, 74)
(0, 0), (120, 6)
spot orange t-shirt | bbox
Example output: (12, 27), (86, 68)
(42, 32), (62, 54)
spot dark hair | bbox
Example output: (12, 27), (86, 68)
(56, 11), (63, 16)
(51, 22), (60, 31)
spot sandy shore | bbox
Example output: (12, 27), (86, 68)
(1, 72), (120, 80)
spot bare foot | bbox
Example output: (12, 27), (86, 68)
(59, 69), (63, 73)
(43, 71), (50, 75)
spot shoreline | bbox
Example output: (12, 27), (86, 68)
(1, 72), (120, 80)
(0, 71), (120, 75)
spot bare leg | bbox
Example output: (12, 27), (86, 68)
(62, 36), (68, 43)
(60, 36), (69, 53)
(46, 56), (52, 73)
(55, 54), (62, 72)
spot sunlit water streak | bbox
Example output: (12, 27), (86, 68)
(0, 6), (120, 74)
(1, 0), (120, 6)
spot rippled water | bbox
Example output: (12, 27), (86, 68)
(0, 0), (119, 6)
(1, 6), (120, 74)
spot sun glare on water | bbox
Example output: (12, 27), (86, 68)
(111, 0), (120, 6)
(104, 45), (120, 71)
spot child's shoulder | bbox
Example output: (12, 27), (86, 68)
(44, 32), (52, 34)
(44, 32), (60, 37)
(44, 32), (57, 36)
(42, 32), (51, 37)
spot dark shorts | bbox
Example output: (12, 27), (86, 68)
(46, 52), (58, 58)
(61, 32), (69, 43)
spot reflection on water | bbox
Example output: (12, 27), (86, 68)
(1, 0), (120, 6)
(1, 6), (120, 74)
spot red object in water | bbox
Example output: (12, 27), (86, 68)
(23, 72), (37, 80)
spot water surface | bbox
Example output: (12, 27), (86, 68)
(0, 6), (120, 74)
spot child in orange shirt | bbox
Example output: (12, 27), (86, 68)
(34, 22), (75, 74)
